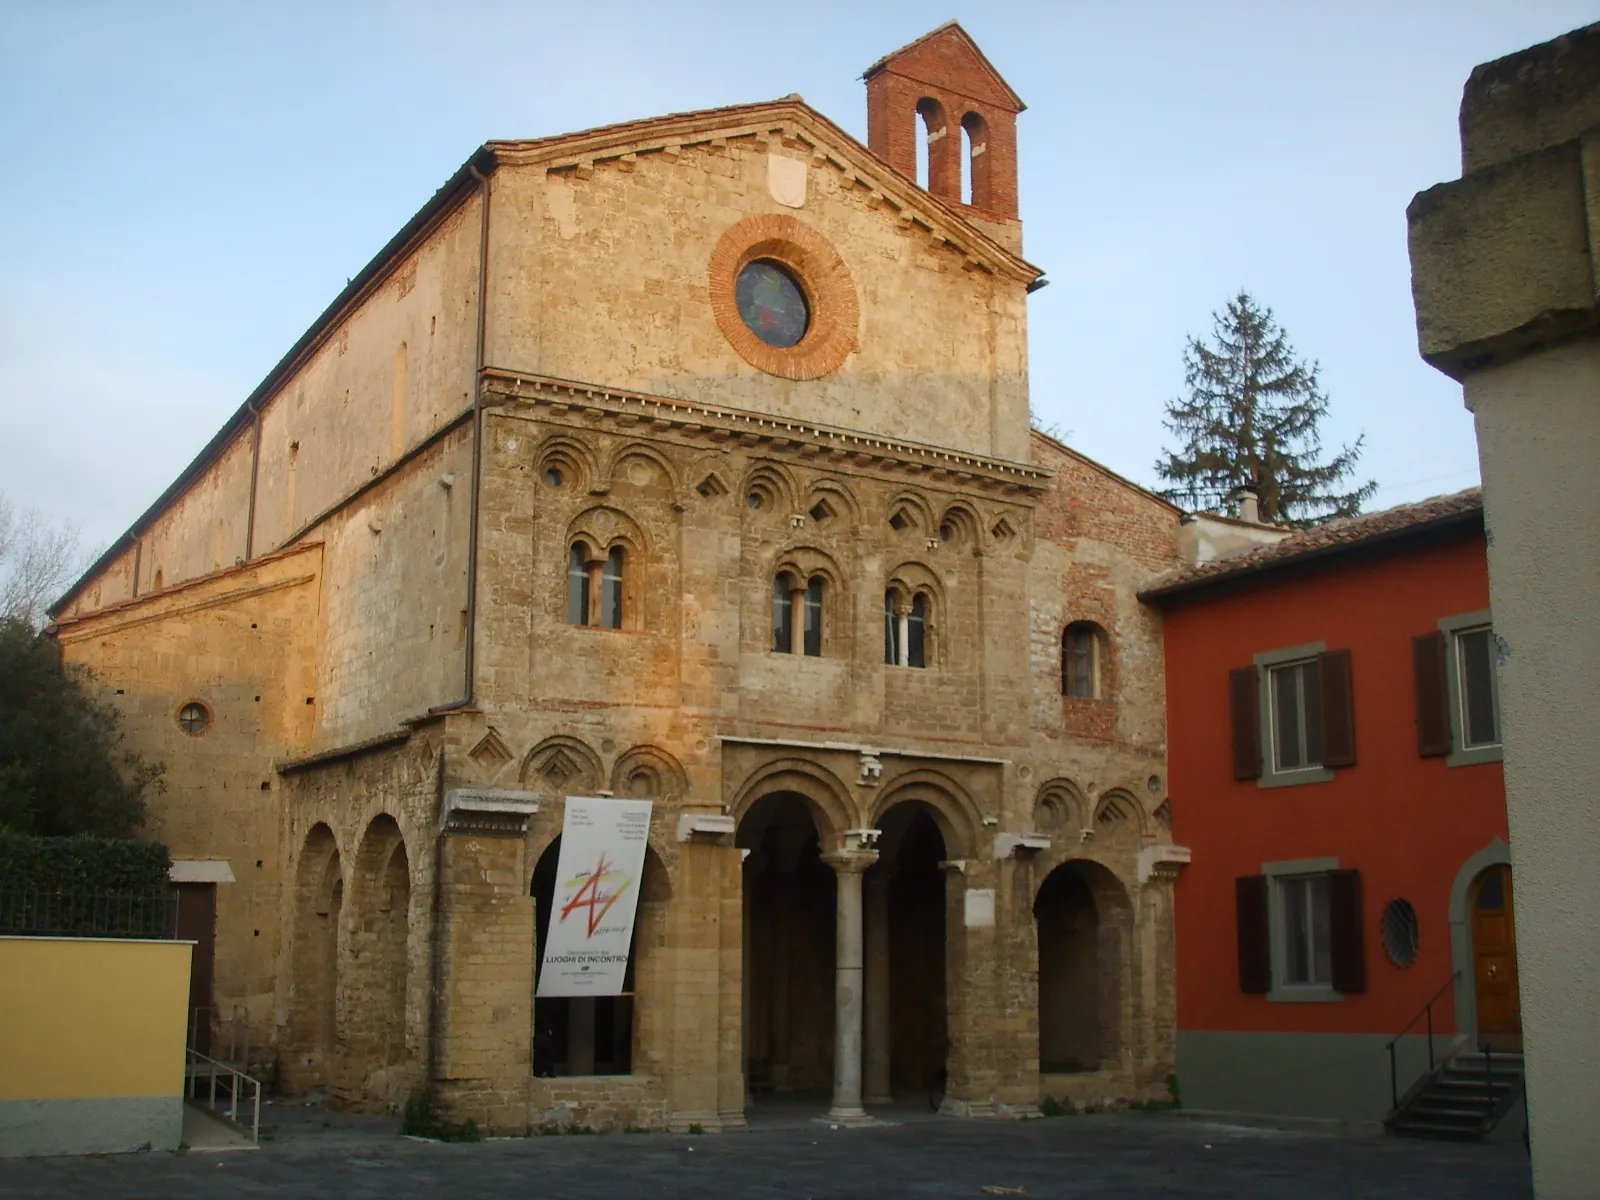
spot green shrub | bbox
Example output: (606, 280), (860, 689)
(401, 1095), (482, 1142)
(1040, 1095), (1071, 1118)
(0, 831), (170, 893)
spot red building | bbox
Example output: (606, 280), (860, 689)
(1143, 490), (1521, 1133)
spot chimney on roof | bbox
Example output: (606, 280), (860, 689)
(1237, 489), (1261, 525)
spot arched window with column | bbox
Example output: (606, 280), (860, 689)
(567, 540), (626, 629)
(884, 587), (930, 669)
(775, 572), (826, 657)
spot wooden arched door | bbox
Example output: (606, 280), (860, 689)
(1471, 865), (1521, 1051)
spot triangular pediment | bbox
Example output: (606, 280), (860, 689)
(863, 21), (1025, 113)
(488, 99), (1040, 283)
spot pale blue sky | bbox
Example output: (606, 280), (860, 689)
(1, 2), (1592, 550)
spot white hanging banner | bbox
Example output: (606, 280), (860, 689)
(536, 796), (654, 998)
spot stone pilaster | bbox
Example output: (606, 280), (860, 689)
(431, 791), (539, 1133)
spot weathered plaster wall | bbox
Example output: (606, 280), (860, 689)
(487, 130), (1031, 462)
(53, 544), (322, 1065)
(311, 430), (473, 747)
(1466, 340), (1600, 1193)
(251, 194), (481, 553)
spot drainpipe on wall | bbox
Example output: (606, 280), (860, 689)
(245, 400), (263, 561)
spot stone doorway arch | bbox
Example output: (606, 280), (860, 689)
(345, 815), (411, 1108)
(1034, 859), (1133, 1074)
(285, 824), (342, 1093)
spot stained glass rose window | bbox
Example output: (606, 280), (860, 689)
(736, 260), (809, 348)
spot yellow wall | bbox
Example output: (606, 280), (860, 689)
(0, 938), (191, 1100)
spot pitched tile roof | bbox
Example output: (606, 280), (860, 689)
(1140, 488), (1483, 602)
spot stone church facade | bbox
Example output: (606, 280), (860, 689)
(50, 24), (1189, 1132)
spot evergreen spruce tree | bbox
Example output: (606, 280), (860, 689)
(1155, 291), (1377, 525)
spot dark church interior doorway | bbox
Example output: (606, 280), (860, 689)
(532, 835), (634, 1076)
(1035, 860), (1129, 1074)
(873, 802), (948, 1096)
(739, 792), (836, 1095)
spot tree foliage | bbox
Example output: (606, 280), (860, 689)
(0, 490), (85, 630)
(0, 617), (163, 837)
(1155, 291), (1377, 525)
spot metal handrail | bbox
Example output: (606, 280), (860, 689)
(1386, 970), (1459, 1111)
(186, 1047), (262, 1144)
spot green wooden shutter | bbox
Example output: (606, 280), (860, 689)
(1236, 875), (1271, 994)
(1328, 869), (1366, 994)
(1318, 649), (1356, 768)
(1413, 632), (1451, 757)
(1229, 667), (1261, 781)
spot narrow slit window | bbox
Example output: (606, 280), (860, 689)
(884, 589), (900, 665)
(908, 593), (927, 669)
(773, 573), (795, 654)
(803, 577), (824, 657)
(567, 543), (591, 626)
(1062, 623), (1100, 698)
(602, 546), (624, 629)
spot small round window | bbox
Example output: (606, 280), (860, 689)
(178, 701), (212, 736)
(736, 260), (808, 348)
(1381, 898), (1420, 967)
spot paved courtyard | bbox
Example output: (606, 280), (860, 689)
(1, 1104), (1532, 1200)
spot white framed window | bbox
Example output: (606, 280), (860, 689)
(1268, 659), (1324, 772)
(1433, 610), (1502, 767)
(1279, 873), (1332, 987)
(1454, 626), (1499, 749)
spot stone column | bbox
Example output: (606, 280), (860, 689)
(822, 844), (878, 1121)
(863, 869), (893, 1104)
(895, 603), (911, 668)
(788, 585), (806, 656)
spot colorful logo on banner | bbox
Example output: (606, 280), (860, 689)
(536, 796), (653, 998)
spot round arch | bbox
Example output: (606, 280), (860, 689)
(1034, 858), (1135, 1075)
(730, 757), (858, 846)
(1449, 836), (1514, 1042)
(871, 768), (983, 860)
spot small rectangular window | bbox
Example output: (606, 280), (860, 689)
(1280, 873), (1331, 986)
(1455, 627), (1499, 748)
(1269, 660), (1323, 771)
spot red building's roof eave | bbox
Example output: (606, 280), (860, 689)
(1141, 490), (1484, 605)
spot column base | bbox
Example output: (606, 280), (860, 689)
(824, 1104), (873, 1124)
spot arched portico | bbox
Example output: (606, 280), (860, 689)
(1034, 859), (1134, 1075)
(285, 823), (343, 1094)
(862, 799), (950, 1104)
(734, 758), (879, 1122)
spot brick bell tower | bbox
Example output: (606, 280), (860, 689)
(864, 22), (1025, 242)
